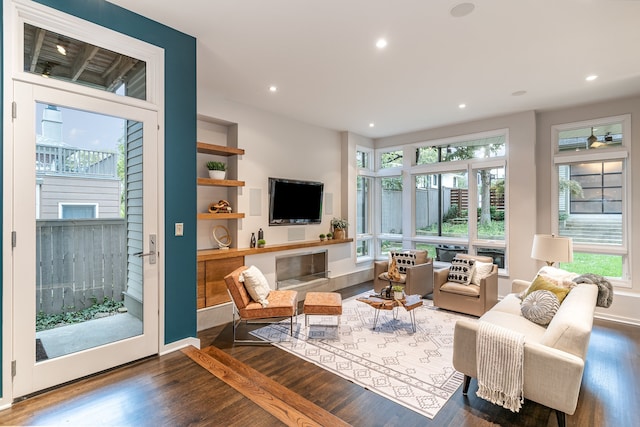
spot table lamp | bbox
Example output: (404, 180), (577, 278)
(531, 234), (573, 266)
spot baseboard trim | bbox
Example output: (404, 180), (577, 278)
(160, 337), (201, 355)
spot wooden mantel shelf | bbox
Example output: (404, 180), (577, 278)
(197, 142), (244, 156)
(197, 238), (354, 261)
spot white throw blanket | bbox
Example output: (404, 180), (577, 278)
(476, 321), (525, 412)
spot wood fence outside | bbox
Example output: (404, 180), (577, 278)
(450, 188), (505, 212)
(36, 218), (126, 315)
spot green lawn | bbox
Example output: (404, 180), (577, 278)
(417, 221), (505, 239)
(393, 221), (622, 278)
(559, 253), (622, 278)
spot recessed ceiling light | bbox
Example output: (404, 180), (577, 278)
(375, 38), (387, 49)
(458, 103), (467, 109)
(369, 122), (375, 128)
(56, 44), (66, 56)
(450, 3), (475, 18)
(585, 75), (598, 81)
(269, 85), (278, 92)
(511, 90), (527, 96)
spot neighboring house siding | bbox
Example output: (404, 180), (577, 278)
(125, 119), (144, 304)
(39, 176), (120, 219)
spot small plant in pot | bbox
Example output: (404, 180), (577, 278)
(392, 285), (404, 300)
(319, 234), (326, 241)
(257, 239), (266, 248)
(330, 217), (349, 239)
(206, 161), (226, 180)
(326, 232), (333, 240)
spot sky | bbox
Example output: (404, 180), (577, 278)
(36, 102), (126, 152)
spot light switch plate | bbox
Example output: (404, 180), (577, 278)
(175, 222), (184, 236)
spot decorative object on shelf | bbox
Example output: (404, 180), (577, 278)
(212, 225), (232, 249)
(330, 217), (349, 240)
(258, 228), (264, 240)
(257, 239), (266, 248)
(206, 161), (226, 179)
(392, 285), (404, 300)
(319, 234), (326, 241)
(250, 232), (256, 248)
(326, 232), (333, 240)
(208, 199), (232, 214)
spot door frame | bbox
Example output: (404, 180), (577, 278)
(2, 0), (166, 404)
(12, 81), (161, 397)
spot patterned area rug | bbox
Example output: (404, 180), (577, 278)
(251, 291), (471, 419)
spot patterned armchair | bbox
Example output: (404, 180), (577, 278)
(433, 254), (498, 316)
(373, 250), (434, 297)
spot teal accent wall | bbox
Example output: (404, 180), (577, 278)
(24, 1), (197, 344)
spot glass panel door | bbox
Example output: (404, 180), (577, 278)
(12, 81), (159, 397)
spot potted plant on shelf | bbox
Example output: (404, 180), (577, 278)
(326, 232), (333, 240)
(392, 285), (404, 300)
(206, 161), (226, 180)
(330, 217), (349, 240)
(319, 234), (326, 241)
(257, 239), (266, 248)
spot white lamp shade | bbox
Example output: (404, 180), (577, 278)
(531, 234), (573, 265)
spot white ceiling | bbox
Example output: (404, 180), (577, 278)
(109, 0), (640, 139)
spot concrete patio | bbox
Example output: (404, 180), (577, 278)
(36, 313), (142, 360)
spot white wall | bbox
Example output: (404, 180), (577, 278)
(374, 111), (538, 298)
(197, 93), (362, 281)
(536, 95), (640, 325)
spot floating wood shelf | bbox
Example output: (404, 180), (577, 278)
(197, 177), (245, 187)
(197, 238), (354, 261)
(197, 142), (245, 156)
(197, 212), (245, 220)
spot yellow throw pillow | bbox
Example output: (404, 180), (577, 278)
(524, 275), (570, 304)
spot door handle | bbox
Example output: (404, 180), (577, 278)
(134, 251), (155, 257)
(134, 234), (157, 264)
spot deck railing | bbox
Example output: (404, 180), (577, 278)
(36, 144), (118, 178)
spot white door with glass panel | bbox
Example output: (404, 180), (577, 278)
(11, 81), (159, 397)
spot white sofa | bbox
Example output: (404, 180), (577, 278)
(452, 278), (598, 427)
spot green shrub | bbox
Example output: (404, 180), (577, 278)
(36, 297), (124, 332)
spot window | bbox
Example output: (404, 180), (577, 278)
(356, 176), (372, 235)
(416, 146), (438, 165)
(476, 166), (505, 241)
(23, 23), (147, 100)
(416, 137), (505, 166)
(380, 176), (403, 234)
(356, 150), (369, 169)
(379, 149), (403, 169)
(360, 131), (508, 267)
(59, 203), (97, 219)
(557, 121), (623, 152)
(379, 240), (403, 257)
(411, 131), (508, 266)
(415, 171), (469, 239)
(553, 115), (630, 284)
(356, 148), (374, 261)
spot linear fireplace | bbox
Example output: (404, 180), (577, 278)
(275, 250), (328, 290)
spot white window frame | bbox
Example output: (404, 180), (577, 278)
(374, 130), (509, 271)
(11, 0), (163, 109)
(551, 114), (632, 287)
(356, 146), (375, 263)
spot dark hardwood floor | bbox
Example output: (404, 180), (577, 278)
(0, 282), (637, 426)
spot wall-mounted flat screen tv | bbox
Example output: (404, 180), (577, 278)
(269, 177), (323, 225)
